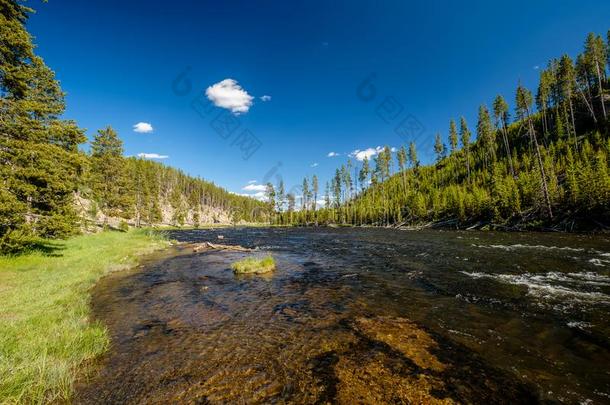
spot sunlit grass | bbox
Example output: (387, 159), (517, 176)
(0, 229), (168, 404)
(231, 255), (276, 274)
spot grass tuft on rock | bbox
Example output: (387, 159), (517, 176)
(231, 255), (276, 274)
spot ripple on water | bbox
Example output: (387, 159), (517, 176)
(75, 228), (610, 404)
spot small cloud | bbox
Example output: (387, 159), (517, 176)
(349, 146), (395, 161)
(243, 183), (267, 192)
(247, 179), (257, 184)
(250, 191), (267, 200)
(322, 41), (329, 47)
(236, 191), (266, 200)
(349, 146), (382, 161)
(137, 153), (168, 159)
(327, 152), (340, 157)
(206, 78), (254, 114)
(533, 65), (540, 70)
(310, 163), (319, 168)
(133, 122), (153, 133)
(260, 95), (271, 102)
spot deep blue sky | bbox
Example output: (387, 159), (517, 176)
(28, 0), (610, 199)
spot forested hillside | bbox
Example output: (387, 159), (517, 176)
(0, 1), (265, 252)
(273, 30), (610, 230)
(79, 127), (267, 231)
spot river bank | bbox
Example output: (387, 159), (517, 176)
(0, 230), (169, 403)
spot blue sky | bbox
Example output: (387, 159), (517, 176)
(28, 0), (610, 200)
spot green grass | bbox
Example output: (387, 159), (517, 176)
(0, 229), (169, 404)
(231, 255), (276, 274)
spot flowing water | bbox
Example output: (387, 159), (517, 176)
(76, 228), (610, 404)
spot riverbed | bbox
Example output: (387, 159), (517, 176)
(75, 228), (610, 404)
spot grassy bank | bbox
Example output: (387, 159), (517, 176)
(0, 229), (169, 404)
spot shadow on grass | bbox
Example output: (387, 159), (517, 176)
(16, 239), (67, 258)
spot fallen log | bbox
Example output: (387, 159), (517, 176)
(189, 242), (253, 253)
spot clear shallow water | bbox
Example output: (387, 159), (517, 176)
(76, 228), (610, 404)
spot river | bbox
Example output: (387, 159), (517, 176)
(75, 228), (610, 404)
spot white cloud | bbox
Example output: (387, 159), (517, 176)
(137, 153), (168, 159)
(133, 122), (153, 133)
(206, 78), (254, 114)
(247, 179), (257, 184)
(260, 95), (271, 102)
(349, 146), (383, 161)
(310, 162), (319, 168)
(349, 146), (395, 161)
(533, 65), (540, 70)
(327, 152), (340, 157)
(236, 192), (266, 200)
(243, 183), (267, 192)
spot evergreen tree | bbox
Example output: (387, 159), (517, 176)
(434, 133), (445, 162)
(477, 104), (495, 167)
(408, 142), (418, 168)
(448, 119), (458, 153)
(584, 33), (607, 119)
(301, 177), (309, 211)
(276, 180), (285, 213)
(333, 169), (342, 208)
(493, 95), (514, 176)
(359, 157), (370, 191)
(89, 127), (132, 222)
(287, 193), (295, 223)
(536, 69), (552, 136)
(459, 117), (471, 180)
(558, 54), (577, 145)
(1, 1), (86, 250)
(515, 82), (553, 218)
(312, 174), (319, 223)
(575, 53), (598, 123)
(265, 182), (275, 222)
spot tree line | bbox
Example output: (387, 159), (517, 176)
(0, 1), (266, 252)
(269, 30), (610, 230)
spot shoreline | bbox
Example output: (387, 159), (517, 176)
(0, 230), (170, 403)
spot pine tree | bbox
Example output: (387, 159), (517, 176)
(408, 142), (418, 168)
(312, 174), (319, 223)
(493, 95), (514, 176)
(434, 133), (445, 162)
(89, 127), (132, 222)
(459, 117), (471, 181)
(265, 182), (275, 222)
(536, 69), (552, 136)
(301, 177), (309, 212)
(1, 1), (86, 250)
(558, 54), (578, 146)
(287, 193), (295, 223)
(515, 82), (553, 218)
(575, 53), (598, 123)
(584, 33), (607, 119)
(477, 104), (495, 167)
(359, 157), (370, 191)
(276, 180), (285, 213)
(448, 119), (458, 153)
